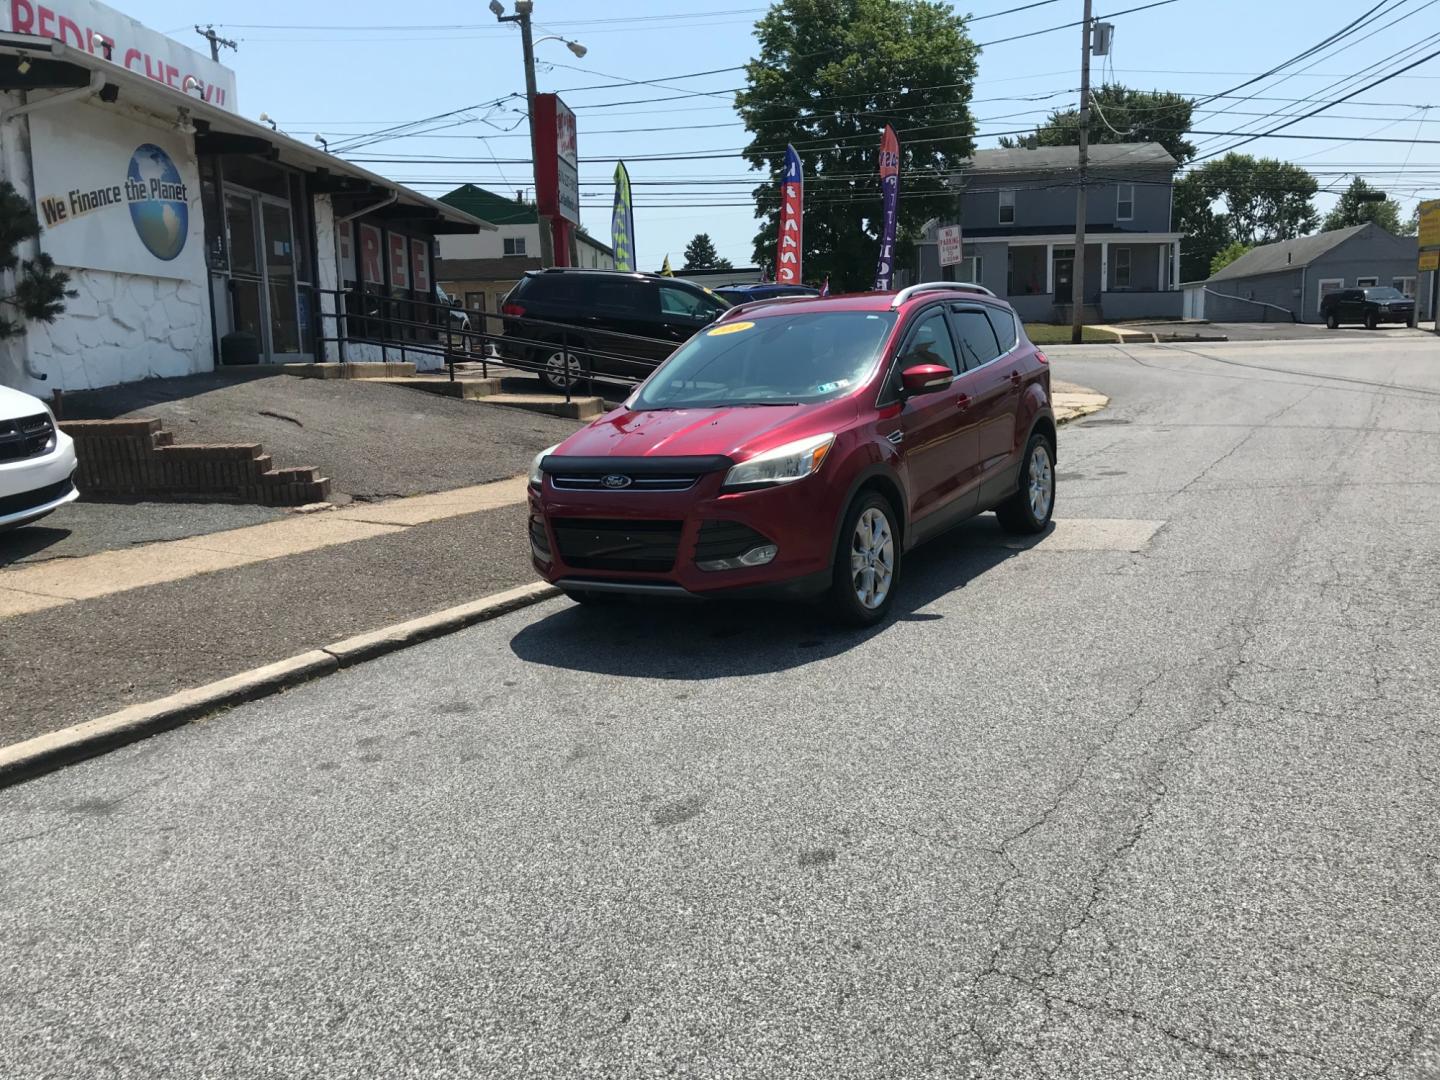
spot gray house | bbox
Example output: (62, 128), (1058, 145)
(917, 142), (1184, 323)
(1182, 223), (1432, 323)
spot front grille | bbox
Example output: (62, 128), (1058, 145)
(694, 520), (773, 563)
(551, 518), (682, 572)
(0, 414), (56, 463)
(551, 474), (698, 493)
(0, 476), (74, 518)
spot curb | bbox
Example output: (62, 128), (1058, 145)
(0, 581), (560, 789)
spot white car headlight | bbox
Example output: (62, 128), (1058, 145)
(722, 433), (835, 491)
(530, 443), (560, 487)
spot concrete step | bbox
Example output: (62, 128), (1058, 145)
(366, 377), (502, 400)
(219, 362), (418, 380)
(484, 393), (606, 420)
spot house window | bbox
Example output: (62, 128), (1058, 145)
(998, 189), (1015, 225)
(504, 236), (527, 256)
(961, 255), (982, 284)
(1356, 276), (1378, 287)
(1113, 247), (1131, 288)
(1116, 183), (1134, 221)
(1394, 276), (1417, 297)
(1317, 278), (1344, 313)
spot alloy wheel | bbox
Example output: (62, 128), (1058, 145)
(1028, 444), (1054, 522)
(850, 507), (895, 610)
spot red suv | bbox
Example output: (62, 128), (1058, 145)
(527, 283), (1057, 625)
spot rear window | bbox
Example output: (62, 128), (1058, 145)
(635, 311), (897, 409)
(951, 308), (1001, 369)
(985, 307), (1018, 353)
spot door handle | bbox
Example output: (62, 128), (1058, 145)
(1009, 370), (1022, 389)
(955, 394), (972, 410)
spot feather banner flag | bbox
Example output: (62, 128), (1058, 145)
(776, 144), (804, 285)
(873, 126), (901, 291)
(611, 161), (636, 271)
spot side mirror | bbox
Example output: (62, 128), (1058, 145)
(901, 363), (954, 396)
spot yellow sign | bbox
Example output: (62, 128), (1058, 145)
(1420, 199), (1440, 251)
(707, 321), (754, 336)
(1420, 250), (1439, 272)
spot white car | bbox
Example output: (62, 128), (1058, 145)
(0, 385), (78, 531)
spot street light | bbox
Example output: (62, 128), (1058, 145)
(313, 133), (330, 152)
(491, 0), (588, 268)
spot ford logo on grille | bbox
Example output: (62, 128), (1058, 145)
(600, 474), (632, 489)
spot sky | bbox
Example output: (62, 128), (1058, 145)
(120, 0), (1440, 269)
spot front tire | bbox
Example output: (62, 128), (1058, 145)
(1326, 312), (1339, 330)
(1365, 311), (1379, 330)
(827, 491), (901, 627)
(996, 433), (1055, 534)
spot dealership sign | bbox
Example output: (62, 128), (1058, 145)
(30, 103), (203, 281)
(1, 0), (238, 111)
(534, 93), (579, 225)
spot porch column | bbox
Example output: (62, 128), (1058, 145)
(1045, 243), (1054, 294)
(1100, 241), (1109, 293)
(1171, 240), (1181, 289)
(1157, 243), (1166, 290)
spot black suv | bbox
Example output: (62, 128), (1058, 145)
(713, 283), (821, 304)
(500, 269), (730, 390)
(1321, 286), (1417, 330)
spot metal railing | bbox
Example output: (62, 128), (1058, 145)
(310, 288), (670, 402)
(1199, 287), (1298, 323)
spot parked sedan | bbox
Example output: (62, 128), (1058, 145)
(0, 386), (78, 531)
(1321, 286), (1417, 329)
(527, 283), (1056, 625)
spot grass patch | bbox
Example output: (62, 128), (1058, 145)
(1023, 323), (1116, 344)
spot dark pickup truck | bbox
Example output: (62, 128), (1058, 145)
(1320, 286), (1417, 329)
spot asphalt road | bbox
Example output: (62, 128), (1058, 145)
(5, 336), (1440, 1078)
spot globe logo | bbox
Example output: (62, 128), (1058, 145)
(126, 144), (188, 261)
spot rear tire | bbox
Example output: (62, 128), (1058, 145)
(1326, 312), (1339, 330)
(826, 491), (901, 627)
(538, 346), (583, 392)
(996, 433), (1056, 535)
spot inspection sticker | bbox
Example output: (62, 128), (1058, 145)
(707, 321), (755, 336)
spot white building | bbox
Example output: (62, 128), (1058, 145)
(0, 2), (492, 396)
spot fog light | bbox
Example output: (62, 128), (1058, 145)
(697, 543), (778, 572)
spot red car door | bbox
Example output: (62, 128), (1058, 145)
(949, 303), (1019, 500)
(889, 307), (977, 530)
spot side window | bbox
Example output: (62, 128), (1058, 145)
(898, 310), (959, 374)
(985, 307), (1018, 354)
(659, 284), (712, 318)
(952, 307), (1001, 370)
(593, 280), (636, 312)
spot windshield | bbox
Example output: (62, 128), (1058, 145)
(635, 311), (897, 409)
(1365, 287), (1405, 300)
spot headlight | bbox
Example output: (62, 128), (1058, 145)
(529, 443), (559, 487)
(722, 433), (835, 492)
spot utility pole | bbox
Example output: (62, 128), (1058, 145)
(1070, 0), (1094, 345)
(495, 1), (555, 268)
(194, 25), (237, 64)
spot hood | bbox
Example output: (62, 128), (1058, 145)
(0, 384), (49, 421)
(556, 403), (846, 461)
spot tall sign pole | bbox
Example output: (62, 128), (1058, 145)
(1070, 0), (1094, 344)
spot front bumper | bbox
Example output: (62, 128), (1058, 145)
(529, 473), (840, 599)
(1377, 307), (1416, 323)
(0, 431), (79, 528)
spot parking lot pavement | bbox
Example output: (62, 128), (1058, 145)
(1117, 319), (1433, 343)
(4, 336), (1439, 1077)
(0, 499), (284, 567)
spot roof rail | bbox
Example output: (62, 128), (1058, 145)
(889, 281), (996, 308)
(718, 295), (815, 319)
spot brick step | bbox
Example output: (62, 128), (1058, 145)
(61, 419), (331, 507)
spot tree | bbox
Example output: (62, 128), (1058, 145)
(736, 0), (978, 291)
(1175, 154), (1319, 280)
(1405, 204), (1421, 236)
(1000, 84), (1197, 163)
(0, 181), (72, 340)
(1322, 177), (1402, 234)
(683, 233), (733, 271)
(1210, 240), (1251, 276)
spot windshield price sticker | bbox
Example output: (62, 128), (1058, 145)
(707, 321), (755, 336)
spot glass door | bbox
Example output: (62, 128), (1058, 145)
(223, 186), (307, 361)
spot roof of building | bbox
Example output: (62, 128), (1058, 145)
(0, 32), (492, 233)
(1206, 223), (1374, 282)
(963, 142), (1176, 173)
(439, 185), (538, 227)
(434, 255), (544, 282)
